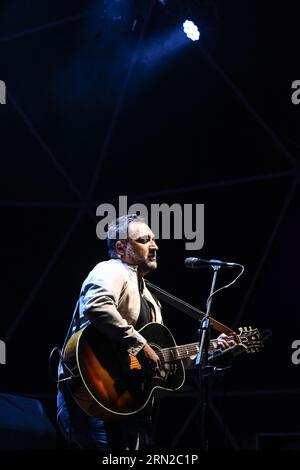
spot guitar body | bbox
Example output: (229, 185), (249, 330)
(63, 322), (185, 421)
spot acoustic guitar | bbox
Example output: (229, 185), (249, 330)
(62, 322), (263, 421)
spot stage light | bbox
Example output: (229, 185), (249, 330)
(183, 20), (200, 41)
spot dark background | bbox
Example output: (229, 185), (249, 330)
(0, 0), (300, 451)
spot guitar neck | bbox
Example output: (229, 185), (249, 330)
(160, 328), (260, 363)
(161, 341), (216, 362)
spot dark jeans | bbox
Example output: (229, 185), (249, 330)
(57, 386), (153, 451)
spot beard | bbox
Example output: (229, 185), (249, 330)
(138, 259), (157, 276)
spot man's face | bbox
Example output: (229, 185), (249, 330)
(121, 221), (158, 275)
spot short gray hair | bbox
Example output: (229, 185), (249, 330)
(107, 214), (145, 258)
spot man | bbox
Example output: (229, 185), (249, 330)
(57, 214), (235, 450)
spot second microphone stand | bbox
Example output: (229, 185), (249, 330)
(195, 264), (221, 451)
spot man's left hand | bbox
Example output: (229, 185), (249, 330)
(215, 333), (237, 350)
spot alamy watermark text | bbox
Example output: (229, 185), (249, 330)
(291, 340), (300, 365)
(291, 80), (300, 105)
(96, 195), (204, 250)
(0, 80), (6, 104)
(0, 340), (6, 364)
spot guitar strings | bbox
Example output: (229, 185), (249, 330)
(153, 330), (260, 363)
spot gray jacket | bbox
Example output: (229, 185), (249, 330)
(79, 259), (162, 356)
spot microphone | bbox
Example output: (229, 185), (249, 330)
(184, 257), (239, 269)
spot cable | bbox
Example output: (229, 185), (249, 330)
(205, 263), (245, 312)
(48, 299), (80, 384)
(49, 346), (78, 384)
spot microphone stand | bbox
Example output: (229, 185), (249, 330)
(195, 264), (221, 451)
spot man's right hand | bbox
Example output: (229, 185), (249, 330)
(140, 343), (162, 369)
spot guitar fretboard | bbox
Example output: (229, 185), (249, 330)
(155, 328), (261, 363)
(158, 341), (216, 362)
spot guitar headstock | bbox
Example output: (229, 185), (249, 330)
(237, 326), (263, 353)
(208, 326), (270, 366)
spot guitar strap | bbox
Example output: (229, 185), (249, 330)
(145, 280), (235, 336)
